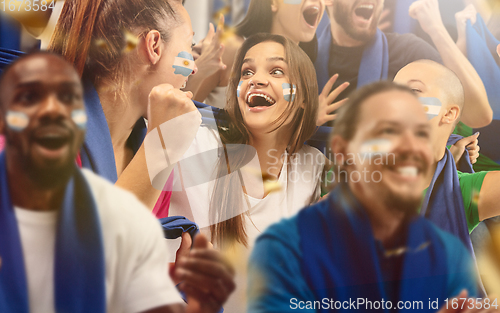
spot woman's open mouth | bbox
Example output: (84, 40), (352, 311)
(246, 93), (276, 108)
(302, 6), (320, 28)
(354, 3), (374, 21)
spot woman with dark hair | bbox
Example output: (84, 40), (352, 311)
(167, 33), (331, 313)
(195, 0), (348, 127)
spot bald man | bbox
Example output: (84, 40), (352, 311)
(394, 59), (500, 258)
(0, 51), (234, 313)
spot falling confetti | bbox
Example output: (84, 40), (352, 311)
(472, 188), (480, 206)
(122, 30), (139, 53)
(94, 38), (109, 51)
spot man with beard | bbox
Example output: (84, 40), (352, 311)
(0, 52), (235, 313)
(247, 82), (488, 313)
(317, 0), (492, 129)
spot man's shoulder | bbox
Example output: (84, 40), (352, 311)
(385, 32), (442, 66)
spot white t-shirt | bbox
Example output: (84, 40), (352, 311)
(15, 169), (183, 313)
(168, 125), (325, 313)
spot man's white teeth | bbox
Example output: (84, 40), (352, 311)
(357, 4), (374, 9)
(397, 166), (418, 178)
(247, 93), (276, 105)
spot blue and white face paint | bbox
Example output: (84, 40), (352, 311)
(237, 81), (243, 97)
(282, 83), (296, 102)
(419, 97), (442, 120)
(172, 51), (195, 77)
(72, 109), (88, 129)
(360, 138), (393, 159)
(284, 0), (302, 4)
(6, 110), (29, 132)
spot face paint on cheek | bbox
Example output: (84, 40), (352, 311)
(282, 83), (296, 102)
(284, 0), (302, 4)
(6, 110), (29, 132)
(237, 81), (243, 97)
(71, 109), (88, 129)
(360, 138), (393, 160)
(173, 51), (195, 77)
(419, 97), (442, 120)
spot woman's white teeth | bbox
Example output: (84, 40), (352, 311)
(181, 81), (187, 89)
(358, 4), (374, 9)
(248, 93), (275, 105)
(397, 166), (418, 178)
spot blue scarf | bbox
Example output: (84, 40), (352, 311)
(447, 134), (474, 173)
(81, 80), (147, 182)
(467, 14), (500, 164)
(315, 21), (389, 91)
(0, 47), (21, 72)
(299, 185), (454, 312)
(392, 0), (418, 35)
(0, 15), (20, 50)
(159, 216), (199, 239)
(0, 153), (105, 312)
(421, 148), (473, 255)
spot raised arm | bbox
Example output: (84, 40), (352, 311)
(115, 84), (201, 209)
(410, 0), (493, 128)
(477, 171), (500, 221)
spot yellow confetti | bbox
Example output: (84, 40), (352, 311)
(213, 5), (231, 20)
(219, 26), (239, 45)
(122, 30), (139, 53)
(472, 188), (480, 205)
(94, 38), (109, 50)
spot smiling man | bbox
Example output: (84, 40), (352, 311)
(0, 52), (235, 313)
(247, 82), (483, 313)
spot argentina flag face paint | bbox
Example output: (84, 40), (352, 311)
(360, 138), (393, 160)
(72, 109), (88, 129)
(284, 0), (302, 4)
(419, 97), (442, 120)
(237, 81), (243, 97)
(6, 110), (29, 132)
(172, 51), (195, 77)
(282, 83), (296, 102)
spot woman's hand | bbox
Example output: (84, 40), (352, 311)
(147, 84), (197, 132)
(409, 0), (446, 35)
(193, 15), (227, 81)
(317, 74), (349, 126)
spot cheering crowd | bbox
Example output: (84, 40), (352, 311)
(1, 0), (500, 312)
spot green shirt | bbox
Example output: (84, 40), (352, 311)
(423, 170), (487, 234)
(457, 170), (487, 233)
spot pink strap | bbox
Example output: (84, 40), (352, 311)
(152, 172), (173, 218)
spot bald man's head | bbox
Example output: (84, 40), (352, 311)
(394, 59), (464, 111)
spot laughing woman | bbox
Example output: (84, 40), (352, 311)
(163, 33), (330, 313)
(191, 0), (349, 127)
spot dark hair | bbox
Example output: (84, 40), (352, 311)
(235, 0), (318, 62)
(49, 0), (182, 85)
(235, 0), (273, 38)
(209, 33), (318, 247)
